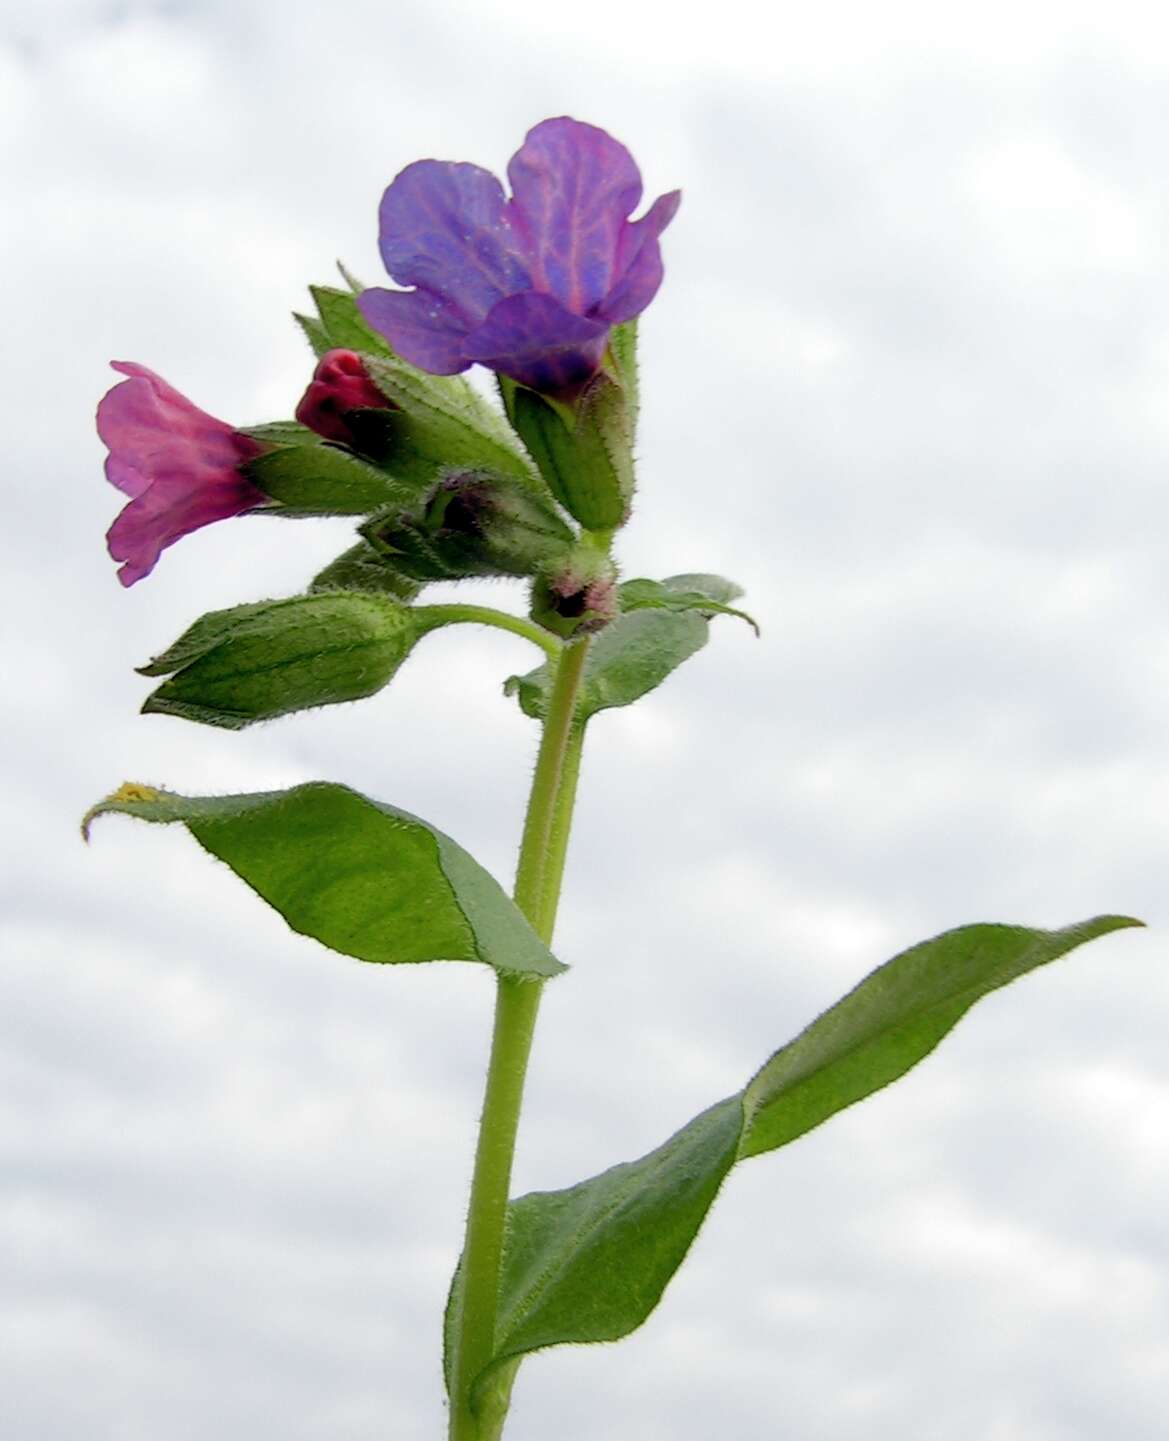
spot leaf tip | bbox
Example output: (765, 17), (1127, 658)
(81, 781), (165, 842)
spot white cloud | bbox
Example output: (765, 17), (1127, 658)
(6, 3), (1169, 1439)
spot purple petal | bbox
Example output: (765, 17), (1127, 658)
(463, 292), (609, 393)
(506, 118), (644, 317)
(598, 190), (682, 325)
(377, 160), (531, 324)
(357, 287), (472, 375)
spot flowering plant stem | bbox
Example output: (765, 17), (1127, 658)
(448, 634), (593, 1441)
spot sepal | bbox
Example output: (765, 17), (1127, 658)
(500, 369), (635, 533)
(528, 546), (618, 640)
(310, 540), (423, 602)
(294, 281), (541, 488)
(362, 471), (575, 582)
(243, 439), (418, 516)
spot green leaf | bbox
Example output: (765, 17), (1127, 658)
(482, 1098), (741, 1378)
(245, 443), (415, 516)
(662, 573), (744, 606)
(618, 576), (759, 635)
(507, 573), (749, 723)
(451, 916), (1137, 1401)
(310, 541), (423, 602)
(83, 782), (565, 979)
(138, 593), (437, 729)
(740, 915), (1141, 1157)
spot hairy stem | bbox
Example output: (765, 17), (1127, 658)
(419, 603), (563, 658)
(447, 636), (592, 1441)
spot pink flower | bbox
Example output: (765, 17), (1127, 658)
(294, 349), (392, 446)
(97, 362), (267, 587)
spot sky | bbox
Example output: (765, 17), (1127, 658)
(4, 1), (1169, 1437)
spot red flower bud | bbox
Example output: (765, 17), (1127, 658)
(294, 349), (392, 446)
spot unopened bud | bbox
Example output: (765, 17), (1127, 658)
(530, 549), (619, 639)
(362, 470), (575, 582)
(295, 349), (394, 448)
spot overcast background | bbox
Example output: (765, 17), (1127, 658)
(4, 1), (1169, 1437)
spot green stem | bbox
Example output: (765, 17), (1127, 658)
(536, 722), (585, 938)
(447, 637), (592, 1441)
(420, 603), (562, 659)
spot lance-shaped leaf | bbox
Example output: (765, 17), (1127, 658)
(138, 593), (442, 729)
(739, 916), (1141, 1156)
(453, 1097), (742, 1407)
(451, 915), (1138, 1403)
(506, 574), (745, 723)
(83, 782), (565, 978)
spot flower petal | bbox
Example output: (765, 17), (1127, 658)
(106, 470), (262, 587)
(376, 160), (531, 324)
(599, 190), (682, 325)
(463, 292), (609, 393)
(96, 362), (248, 490)
(506, 118), (644, 316)
(357, 287), (472, 375)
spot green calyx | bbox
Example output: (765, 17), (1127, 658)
(500, 369), (636, 533)
(362, 470), (576, 583)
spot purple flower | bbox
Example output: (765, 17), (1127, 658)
(357, 117), (680, 395)
(295, 349), (394, 446)
(97, 361), (267, 587)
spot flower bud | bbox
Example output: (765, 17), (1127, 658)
(530, 547), (619, 639)
(295, 349), (394, 449)
(361, 470), (575, 582)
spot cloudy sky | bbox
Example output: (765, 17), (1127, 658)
(5, 1), (1169, 1437)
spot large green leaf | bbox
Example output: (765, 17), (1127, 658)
(506, 574), (745, 723)
(485, 1099), (740, 1370)
(138, 593), (439, 729)
(451, 916), (1138, 1405)
(740, 917), (1139, 1156)
(83, 782), (565, 978)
